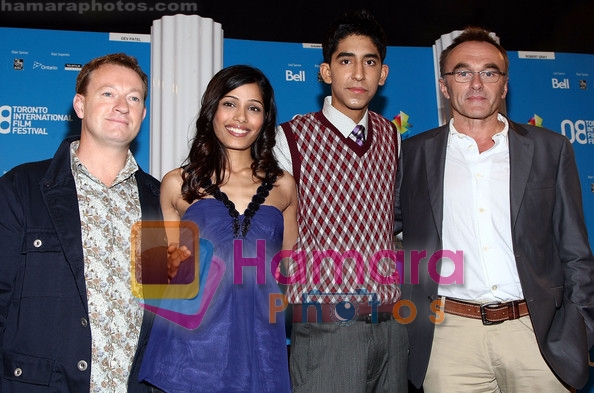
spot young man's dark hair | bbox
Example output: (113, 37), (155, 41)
(322, 9), (388, 64)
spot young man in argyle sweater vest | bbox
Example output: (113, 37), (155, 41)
(274, 9), (407, 393)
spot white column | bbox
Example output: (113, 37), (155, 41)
(433, 30), (503, 125)
(150, 14), (224, 180)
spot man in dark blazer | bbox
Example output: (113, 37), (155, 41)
(396, 27), (594, 392)
(0, 53), (167, 391)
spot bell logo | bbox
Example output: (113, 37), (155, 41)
(552, 78), (570, 89)
(286, 70), (305, 82)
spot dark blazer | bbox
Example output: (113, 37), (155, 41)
(395, 119), (594, 389)
(0, 137), (165, 392)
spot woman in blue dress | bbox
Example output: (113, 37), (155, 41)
(140, 65), (298, 393)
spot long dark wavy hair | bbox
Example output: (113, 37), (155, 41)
(181, 65), (283, 203)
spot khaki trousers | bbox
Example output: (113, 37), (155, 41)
(423, 312), (574, 393)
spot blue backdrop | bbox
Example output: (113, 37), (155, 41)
(223, 38), (439, 136)
(1, 27), (593, 390)
(0, 27), (151, 175)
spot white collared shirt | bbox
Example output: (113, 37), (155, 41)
(321, 95), (369, 139)
(438, 114), (524, 302)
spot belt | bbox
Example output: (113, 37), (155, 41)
(292, 303), (396, 324)
(440, 297), (529, 325)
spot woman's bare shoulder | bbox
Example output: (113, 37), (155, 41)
(161, 167), (184, 188)
(277, 170), (295, 185)
(275, 170), (296, 190)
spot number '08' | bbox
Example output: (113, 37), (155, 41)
(561, 119), (587, 144)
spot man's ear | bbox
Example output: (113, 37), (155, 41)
(438, 78), (450, 100)
(320, 62), (332, 85)
(501, 79), (508, 100)
(378, 64), (389, 86)
(73, 94), (85, 119)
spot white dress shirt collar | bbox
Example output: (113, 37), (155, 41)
(322, 96), (369, 137)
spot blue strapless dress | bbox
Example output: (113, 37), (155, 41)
(139, 199), (291, 393)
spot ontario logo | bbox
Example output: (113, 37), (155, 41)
(32, 61), (58, 71)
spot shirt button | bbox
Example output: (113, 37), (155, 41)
(81, 318), (88, 328)
(33, 239), (43, 248)
(492, 285), (498, 291)
(14, 367), (22, 377)
(77, 360), (88, 371)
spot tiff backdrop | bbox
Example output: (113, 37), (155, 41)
(1, 26), (593, 390)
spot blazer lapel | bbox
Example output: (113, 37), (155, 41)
(508, 123), (534, 229)
(424, 126), (449, 242)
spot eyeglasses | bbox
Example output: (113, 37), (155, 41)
(442, 70), (507, 83)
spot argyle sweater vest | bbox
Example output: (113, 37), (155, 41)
(281, 111), (400, 305)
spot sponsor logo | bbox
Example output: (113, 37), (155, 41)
(13, 58), (23, 70)
(285, 69), (305, 82)
(32, 61), (58, 71)
(65, 63), (82, 71)
(528, 114), (544, 127)
(392, 111), (413, 138)
(552, 78), (569, 89)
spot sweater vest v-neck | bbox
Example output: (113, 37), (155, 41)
(281, 111), (401, 305)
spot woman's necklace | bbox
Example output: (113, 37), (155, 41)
(205, 175), (277, 238)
